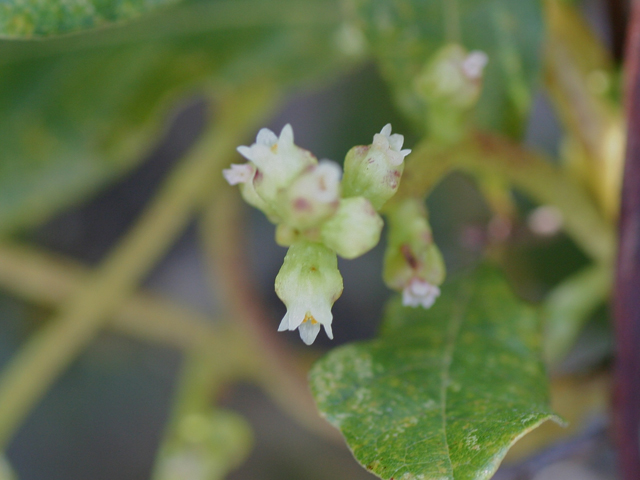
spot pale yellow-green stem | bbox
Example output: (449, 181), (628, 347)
(394, 131), (616, 266)
(0, 242), (234, 351)
(0, 86), (277, 449)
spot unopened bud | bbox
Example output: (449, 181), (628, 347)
(416, 44), (488, 109)
(383, 199), (446, 308)
(342, 124), (410, 210)
(320, 197), (383, 259)
(275, 241), (343, 345)
(277, 161), (341, 231)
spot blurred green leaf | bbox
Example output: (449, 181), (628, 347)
(310, 266), (559, 480)
(0, 0), (356, 235)
(350, 0), (544, 136)
(0, 0), (182, 38)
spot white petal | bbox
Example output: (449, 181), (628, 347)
(298, 321), (321, 345)
(237, 145), (254, 161)
(380, 123), (392, 137)
(388, 133), (404, 151)
(323, 322), (334, 340)
(222, 163), (253, 185)
(400, 149), (412, 158)
(278, 312), (291, 332)
(279, 124), (294, 146)
(372, 132), (390, 150)
(256, 128), (278, 146)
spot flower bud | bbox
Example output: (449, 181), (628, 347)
(383, 199), (446, 308)
(415, 44), (488, 109)
(277, 161), (341, 231)
(342, 124), (410, 210)
(235, 124), (316, 206)
(415, 45), (488, 143)
(320, 197), (383, 259)
(275, 241), (343, 345)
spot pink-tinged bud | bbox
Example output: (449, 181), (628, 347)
(415, 44), (488, 110)
(277, 161), (342, 231)
(383, 199), (446, 308)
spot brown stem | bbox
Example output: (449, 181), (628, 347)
(613, 2), (640, 479)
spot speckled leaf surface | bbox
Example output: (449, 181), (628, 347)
(0, 0), (353, 235)
(310, 267), (559, 480)
(349, 0), (544, 136)
(0, 0), (181, 38)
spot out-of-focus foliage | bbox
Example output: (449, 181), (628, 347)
(0, 0), (356, 236)
(351, 0), (544, 136)
(0, 0), (183, 38)
(310, 266), (560, 480)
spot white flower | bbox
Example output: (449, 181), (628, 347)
(372, 124), (412, 167)
(275, 241), (343, 345)
(222, 163), (255, 185)
(236, 124), (316, 204)
(402, 278), (441, 309)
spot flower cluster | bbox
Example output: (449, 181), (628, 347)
(224, 124), (410, 344)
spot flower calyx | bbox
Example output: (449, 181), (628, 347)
(342, 124), (411, 210)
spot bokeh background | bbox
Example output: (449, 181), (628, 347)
(0, 0), (626, 478)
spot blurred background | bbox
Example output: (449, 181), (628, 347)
(0, 0), (629, 478)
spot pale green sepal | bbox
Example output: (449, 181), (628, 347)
(320, 197), (383, 259)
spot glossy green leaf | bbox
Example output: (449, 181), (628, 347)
(0, 0), (356, 235)
(310, 266), (560, 480)
(350, 0), (544, 136)
(0, 0), (181, 38)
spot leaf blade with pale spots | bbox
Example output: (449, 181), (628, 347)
(310, 266), (560, 480)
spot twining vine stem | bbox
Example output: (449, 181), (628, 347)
(613, 2), (640, 478)
(0, 87), (276, 450)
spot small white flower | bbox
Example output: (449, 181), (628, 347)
(222, 163), (255, 185)
(460, 51), (489, 80)
(275, 241), (343, 345)
(236, 124), (316, 204)
(402, 278), (441, 309)
(373, 124), (412, 166)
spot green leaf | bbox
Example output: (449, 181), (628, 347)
(0, 0), (355, 235)
(350, 0), (544, 136)
(0, 0), (182, 38)
(310, 266), (560, 480)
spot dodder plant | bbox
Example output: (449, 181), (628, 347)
(0, 0), (632, 479)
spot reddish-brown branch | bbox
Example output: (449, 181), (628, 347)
(607, 0), (630, 61)
(613, 2), (640, 479)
